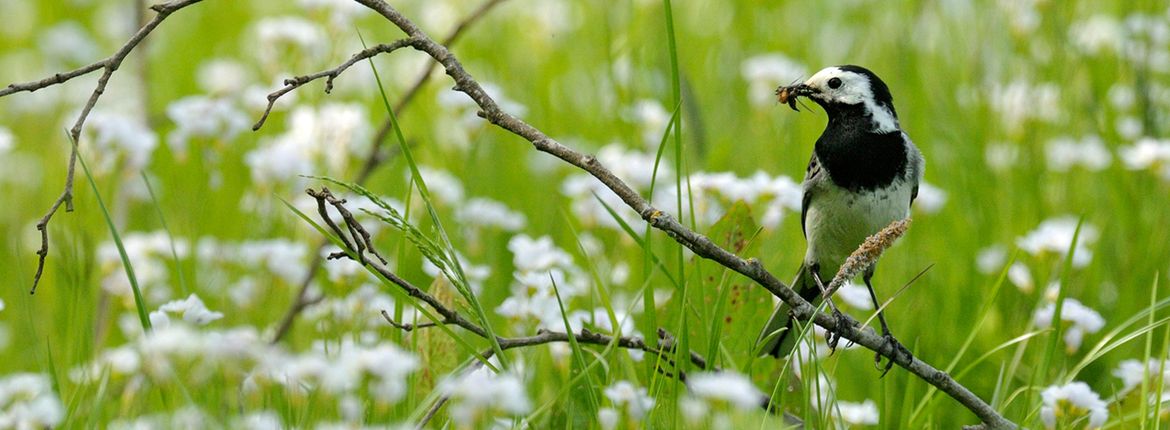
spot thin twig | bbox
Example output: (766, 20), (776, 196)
(0, 0), (207, 294)
(251, 38), (423, 131)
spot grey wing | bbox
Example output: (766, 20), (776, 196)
(800, 153), (828, 238)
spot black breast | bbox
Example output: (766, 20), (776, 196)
(814, 113), (908, 192)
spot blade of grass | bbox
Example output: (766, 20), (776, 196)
(551, 273), (602, 415)
(71, 131), (150, 332)
(140, 171), (189, 295)
(910, 252), (1015, 424)
(358, 30), (509, 368)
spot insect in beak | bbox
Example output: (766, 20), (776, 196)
(775, 79), (809, 112)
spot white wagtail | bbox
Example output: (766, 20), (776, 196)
(755, 65), (923, 374)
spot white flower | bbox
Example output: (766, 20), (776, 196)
(1112, 358), (1170, 395)
(0, 127), (13, 154)
(597, 407), (619, 430)
(1045, 135), (1112, 172)
(237, 411), (283, 430)
(97, 231), (188, 304)
(914, 182), (948, 214)
(836, 399), (880, 425)
(988, 80), (1062, 132)
(83, 110), (159, 174)
(687, 371), (764, 410)
(741, 54), (806, 107)
(166, 95), (249, 155)
(1033, 298), (1106, 353)
(1116, 116), (1144, 140)
(246, 103), (372, 186)
(298, 0), (370, 28)
(1070, 15), (1125, 54)
(0, 298), (5, 313)
(603, 380), (655, 418)
(38, 21), (100, 66)
(1040, 381), (1107, 428)
(196, 58), (251, 95)
(1008, 262), (1034, 293)
(412, 166), (465, 205)
(509, 235), (574, 273)
(984, 142), (1020, 171)
(252, 17), (326, 65)
(976, 245), (1007, 274)
(1119, 138), (1170, 180)
(157, 293), (224, 325)
(1108, 84), (1136, 110)
(421, 249), (491, 295)
(0, 373), (64, 429)
(456, 198), (527, 232)
(627, 99), (671, 148)
(1016, 216), (1099, 268)
(439, 367), (531, 424)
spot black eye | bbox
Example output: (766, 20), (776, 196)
(827, 77), (842, 89)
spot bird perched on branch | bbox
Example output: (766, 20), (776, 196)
(755, 65), (923, 375)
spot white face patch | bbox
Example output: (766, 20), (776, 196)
(804, 67), (900, 133)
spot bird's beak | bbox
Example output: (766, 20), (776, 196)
(775, 83), (814, 111)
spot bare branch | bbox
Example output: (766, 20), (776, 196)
(1, 0), (207, 294)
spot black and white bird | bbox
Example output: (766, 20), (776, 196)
(755, 65), (923, 373)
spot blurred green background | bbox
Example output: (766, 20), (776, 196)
(1, 0), (1169, 428)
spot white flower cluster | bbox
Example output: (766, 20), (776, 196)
(1033, 298), (1106, 353)
(602, 380), (655, 420)
(687, 371), (764, 410)
(1016, 216), (1099, 268)
(438, 366), (531, 425)
(1045, 135), (1112, 172)
(456, 197), (528, 233)
(303, 284), (410, 332)
(496, 235), (591, 330)
(1113, 358), (1170, 396)
(1039, 381), (1108, 429)
(0, 373), (64, 429)
(246, 103), (372, 186)
(1120, 137), (1170, 181)
(1069, 12), (1170, 72)
(165, 95), (250, 157)
(149, 294), (224, 328)
(253, 338), (420, 403)
(251, 16), (327, 69)
(97, 231), (188, 305)
(987, 80), (1063, 133)
(74, 324), (421, 409)
(81, 110), (159, 176)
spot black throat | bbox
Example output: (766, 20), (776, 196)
(814, 104), (908, 192)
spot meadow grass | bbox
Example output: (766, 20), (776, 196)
(1, 0), (1169, 428)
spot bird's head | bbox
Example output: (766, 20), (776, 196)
(776, 65), (899, 133)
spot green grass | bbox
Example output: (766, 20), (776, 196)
(1, 0), (1169, 428)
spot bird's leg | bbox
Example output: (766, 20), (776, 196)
(811, 267), (853, 353)
(865, 273), (912, 377)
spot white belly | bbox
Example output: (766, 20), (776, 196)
(803, 180), (913, 275)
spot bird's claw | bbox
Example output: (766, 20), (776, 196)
(825, 309), (854, 354)
(875, 332), (912, 378)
